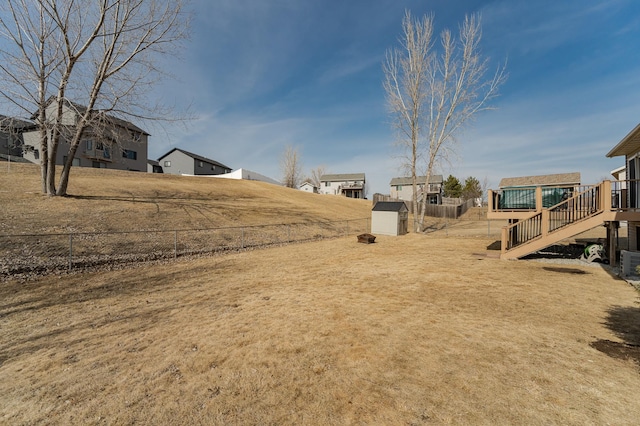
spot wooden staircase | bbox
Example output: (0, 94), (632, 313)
(498, 181), (622, 260)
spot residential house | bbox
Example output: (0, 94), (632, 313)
(389, 175), (443, 204)
(0, 115), (32, 160)
(607, 122), (640, 252)
(319, 173), (366, 198)
(157, 148), (231, 176)
(21, 99), (148, 172)
(299, 181), (318, 193)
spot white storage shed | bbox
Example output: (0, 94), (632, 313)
(371, 201), (409, 236)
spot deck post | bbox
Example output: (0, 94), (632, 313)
(602, 180), (612, 211)
(536, 187), (543, 212)
(541, 209), (549, 237)
(606, 221), (618, 267)
(501, 226), (508, 258)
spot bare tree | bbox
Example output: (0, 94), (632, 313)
(280, 144), (302, 188)
(308, 165), (327, 189)
(383, 11), (506, 231)
(0, 114), (30, 171)
(0, 0), (189, 195)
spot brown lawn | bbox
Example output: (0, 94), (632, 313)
(1, 163), (639, 424)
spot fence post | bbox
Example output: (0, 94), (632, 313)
(174, 230), (178, 259)
(68, 234), (73, 271)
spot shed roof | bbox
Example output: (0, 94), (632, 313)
(372, 201), (408, 212)
(320, 173), (365, 182)
(607, 122), (640, 158)
(390, 175), (443, 186)
(158, 148), (231, 170)
(498, 172), (581, 189)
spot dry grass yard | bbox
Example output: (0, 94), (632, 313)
(1, 163), (640, 424)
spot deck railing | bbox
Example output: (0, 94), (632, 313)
(501, 182), (606, 252)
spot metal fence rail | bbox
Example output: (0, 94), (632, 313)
(0, 218), (370, 277)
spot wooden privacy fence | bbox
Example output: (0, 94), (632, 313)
(373, 194), (474, 219)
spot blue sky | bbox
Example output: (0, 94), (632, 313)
(150, 0), (640, 194)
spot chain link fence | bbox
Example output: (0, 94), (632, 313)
(1, 218), (370, 278)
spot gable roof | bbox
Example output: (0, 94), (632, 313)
(372, 201), (408, 212)
(390, 175), (443, 186)
(158, 147), (231, 170)
(499, 172), (581, 189)
(37, 98), (150, 135)
(0, 114), (33, 130)
(607, 122), (640, 158)
(320, 173), (365, 182)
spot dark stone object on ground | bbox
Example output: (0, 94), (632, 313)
(358, 233), (376, 244)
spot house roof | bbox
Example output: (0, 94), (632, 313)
(147, 159), (160, 166)
(390, 175), (443, 186)
(157, 147), (231, 170)
(38, 98), (150, 135)
(320, 173), (365, 182)
(299, 181), (317, 189)
(0, 114), (33, 130)
(499, 172), (581, 189)
(372, 201), (408, 212)
(607, 122), (640, 158)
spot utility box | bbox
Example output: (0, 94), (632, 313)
(371, 201), (409, 236)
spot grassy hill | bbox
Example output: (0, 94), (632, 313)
(2, 165), (640, 425)
(0, 163), (372, 234)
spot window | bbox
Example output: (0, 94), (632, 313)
(164, 160), (171, 167)
(85, 140), (93, 150)
(103, 147), (110, 159)
(34, 149), (39, 160)
(397, 185), (402, 190)
(96, 142), (105, 150)
(211, 165), (216, 171)
(325, 181), (330, 187)
(122, 149), (137, 160)
(65, 156), (81, 166)
(92, 161), (106, 168)
(199, 161), (204, 168)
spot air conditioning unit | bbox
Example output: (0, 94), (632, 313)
(620, 250), (640, 277)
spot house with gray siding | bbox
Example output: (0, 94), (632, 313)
(0, 115), (32, 160)
(390, 175), (443, 204)
(21, 99), (149, 172)
(157, 148), (231, 176)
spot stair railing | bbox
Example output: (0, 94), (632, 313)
(501, 181), (608, 254)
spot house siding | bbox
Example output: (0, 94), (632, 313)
(319, 174), (366, 198)
(21, 102), (148, 172)
(158, 148), (231, 176)
(159, 150), (194, 175)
